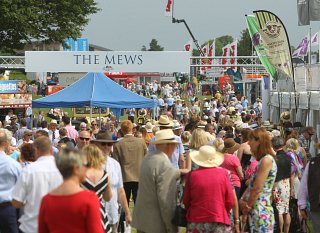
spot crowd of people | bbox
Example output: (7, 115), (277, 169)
(0, 81), (320, 233)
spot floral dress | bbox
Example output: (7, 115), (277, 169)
(248, 155), (277, 233)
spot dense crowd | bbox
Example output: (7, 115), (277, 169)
(0, 81), (319, 233)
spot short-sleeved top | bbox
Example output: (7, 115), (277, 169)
(220, 154), (242, 187)
(275, 150), (291, 182)
(12, 156), (63, 233)
(105, 157), (123, 224)
(38, 190), (104, 233)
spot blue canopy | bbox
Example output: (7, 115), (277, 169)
(32, 72), (156, 109)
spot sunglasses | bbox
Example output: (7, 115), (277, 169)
(91, 123), (97, 126)
(101, 142), (114, 147)
(79, 137), (90, 141)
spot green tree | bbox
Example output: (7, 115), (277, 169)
(141, 39), (164, 51)
(141, 45), (147, 51)
(0, 0), (99, 52)
(238, 29), (252, 56)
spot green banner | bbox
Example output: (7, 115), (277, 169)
(246, 15), (278, 80)
(254, 11), (294, 81)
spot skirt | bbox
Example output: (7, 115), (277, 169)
(187, 222), (233, 233)
(274, 178), (290, 214)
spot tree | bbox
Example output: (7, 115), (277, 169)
(141, 39), (164, 51)
(238, 29), (253, 56)
(0, 0), (99, 52)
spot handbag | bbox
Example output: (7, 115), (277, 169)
(171, 171), (192, 227)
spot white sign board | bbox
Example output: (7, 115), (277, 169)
(25, 51), (190, 73)
(206, 68), (224, 78)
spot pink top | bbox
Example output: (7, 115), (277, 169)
(220, 154), (242, 188)
(245, 160), (258, 180)
(65, 125), (79, 141)
(183, 167), (235, 225)
(38, 190), (104, 233)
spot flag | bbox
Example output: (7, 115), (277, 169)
(253, 11), (294, 81)
(184, 40), (193, 52)
(311, 32), (319, 46)
(293, 36), (309, 56)
(246, 15), (278, 80)
(165, 0), (173, 17)
(297, 0), (310, 25)
(207, 42), (214, 68)
(230, 40), (238, 69)
(309, 0), (320, 21)
(221, 44), (230, 69)
(201, 43), (209, 72)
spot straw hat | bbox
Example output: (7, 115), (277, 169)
(145, 122), (153, 133)
(91, 132), (118, 143)
(222, 138), (240, 154)
(280, 111), (291, 123)
(151, 129), (179, 145)
(172, 120), (182, 130)
(261, 120), (272, 130)
(190, 145), (224, 168)
(50, 119), (58, 125)
(156, 115), (173, 127)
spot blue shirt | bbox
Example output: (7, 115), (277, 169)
(0, 151), (21, 202)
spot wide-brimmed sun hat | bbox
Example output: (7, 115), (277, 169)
(50, 119), (58, 125)
(222, 138), (241, 154)
(91, 132), (117, 143)
(156, 115), (173, 127)
(261, 120), (272, 130)
(280, 111), (291, 122)
(144, 122), (154, 133)
(172, 120), (182, 130)
(151, 129), (179, 145)
(190, 145), (224, 168)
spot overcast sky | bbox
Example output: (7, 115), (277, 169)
(82, 0), (320, 51)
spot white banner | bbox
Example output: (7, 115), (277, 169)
(25, 51), (190, 73)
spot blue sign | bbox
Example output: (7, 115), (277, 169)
(64, 38), (89, 51)
(0, 80), (27, 93)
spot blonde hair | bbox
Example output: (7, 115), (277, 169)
(286, 138), (300, 154)
(82, 144), (106, 168)
(181, 131), (191, 144)
(190, 128), (209, 150)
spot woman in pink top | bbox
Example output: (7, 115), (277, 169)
(38, 149), (104, 233)
(184, 145), (236, 233)
(221, 138), (244, 199)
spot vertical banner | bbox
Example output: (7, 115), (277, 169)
(165, 0), (173, 17)
(221, 44), (230, 69)
(247, 11), (294, 82)
(230, 40), (238, 70)
(246, 15), (277, 79)
(297, 0), (310, 26)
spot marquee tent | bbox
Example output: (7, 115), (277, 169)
(32, 72), (157, 109)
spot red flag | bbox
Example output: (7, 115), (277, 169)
(229, 41), (237, 69)
(221, 44), (230, 69)
(184, 40), (193, 52)
(165, 0), (173, 17)
(201, 44), (209, 72)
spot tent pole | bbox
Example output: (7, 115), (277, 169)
(99, 108), (101, 129)
(90, 107), (92, 125)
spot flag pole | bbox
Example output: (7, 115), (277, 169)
(309, 27), (312, 64)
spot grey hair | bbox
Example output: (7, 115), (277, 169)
(0, 128), (12, 142)
(55, 149), (84, 179)
(271, 136), (285, 150)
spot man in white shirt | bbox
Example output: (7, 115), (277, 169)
(12, 136), (63, 233)
(48, 119), (59, 142)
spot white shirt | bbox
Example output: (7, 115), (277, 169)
(12, 156), (63, 233)
(105, 156), (123, 224)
